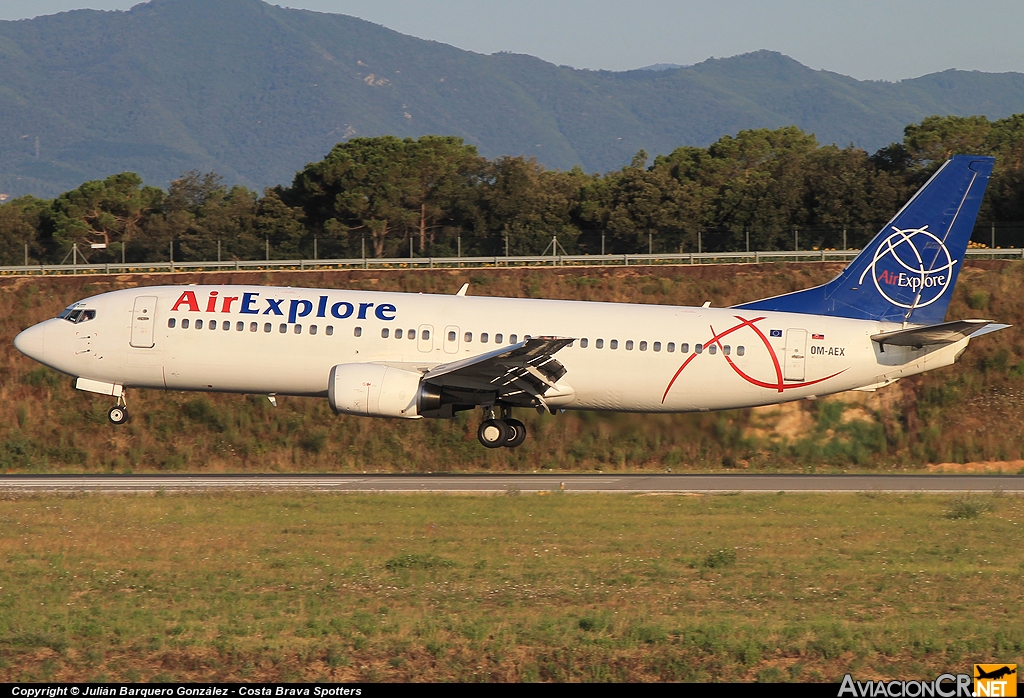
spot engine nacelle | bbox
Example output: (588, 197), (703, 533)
(328, 363), (441, 418)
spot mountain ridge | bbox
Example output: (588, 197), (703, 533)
(2, 0), (1024, 197)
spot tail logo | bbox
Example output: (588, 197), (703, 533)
(858, 226), (957, 310)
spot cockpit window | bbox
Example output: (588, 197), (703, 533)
(58, 308), (96, 324)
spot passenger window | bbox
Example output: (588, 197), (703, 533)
(421, 329), (428, 340)
(326, 326), (334, 336)
(196, 319), (204, 330)
(610, 340), (618, 350)
(480, 333), (488, 343)
(182, 319), (190, 329)
(409, 329), (415, 340)
(264, 323), (271, 333)
(667, 342), (675, 352)
(580, 338), (588, 348)
(396, 329), (404, 339)
(250, 322), (257, 332)
(653, 342), (660, 352)
(464, 332), (472, 342)
(310, 325), (317, 335)
(708, 344), (717, 355)
(495, 334), (503, 343)
(354, 327), (362, 337)
(447, 330), (456, 342)
(626, 340), (634, 350)
(279, 324), (287, 333)
(723, 345), (731, 356)
(382, 328), (390, 339)
(168, 318), (176, 328)
(640, 341), (648, 351)
(236, 322), (244, 331)
(510, 334), (518, 343)
(208, 320), (216, 330)
(681, 343), (689, 353)
(737, 346), (745, 356)
(294, 325), (302, 334)
(596, 339), (604, 349)
(222, 321), (229, 331)
(695, 343), (703, 354)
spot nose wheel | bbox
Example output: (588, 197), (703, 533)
(477, 408), (527, 448)
(108, 394), (129, 425)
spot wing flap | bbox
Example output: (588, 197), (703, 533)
(424, 337), (574, 398)
(871, 319), (1010, 349)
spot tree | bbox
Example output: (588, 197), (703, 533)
(285, 136), (419, 257)
(0, 196), (47, 265)
(50, 173), (162, 262)
(473, 157), (587, 255)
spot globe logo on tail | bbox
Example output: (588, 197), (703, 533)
(858, 226), (957, 309)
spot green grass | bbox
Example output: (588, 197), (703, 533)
(1, 492), (1021, 682)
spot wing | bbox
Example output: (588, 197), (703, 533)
(423, 336), (574, 408)
(871, 319), (1010, 350)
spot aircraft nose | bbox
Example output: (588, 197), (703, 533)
(14, 323), (46, 363)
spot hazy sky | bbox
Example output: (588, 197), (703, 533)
(3, 0), (1024, 81)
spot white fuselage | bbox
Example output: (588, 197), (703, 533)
(19, 284), (968, 414)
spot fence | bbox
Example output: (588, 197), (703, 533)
(0, 248), (1021, 276)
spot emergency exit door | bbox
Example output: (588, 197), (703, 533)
(784, 329), (806, 382)
(130, 296), (157, 348)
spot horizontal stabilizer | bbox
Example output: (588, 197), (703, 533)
(871, 319), (1010, 350)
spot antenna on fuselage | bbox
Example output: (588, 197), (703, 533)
(456, 283), (469, 297)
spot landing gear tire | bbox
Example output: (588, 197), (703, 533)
(108, 405), (129, 425)
(503, 418), (527, 448)
(478, 419), (509, 449)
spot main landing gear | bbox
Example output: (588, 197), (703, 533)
(477, 406), (526, 449)
(108, 392), (129, 425)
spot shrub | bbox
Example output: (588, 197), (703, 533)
(945, 495), (994, 519)
(703, 548), (737, 568)
(384, 553), (455, 571)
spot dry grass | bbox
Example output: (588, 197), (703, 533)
(2, 261), (1024, 473)
(0, 491), (1021, 682)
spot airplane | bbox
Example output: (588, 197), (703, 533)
(14, 155), (1009, 449)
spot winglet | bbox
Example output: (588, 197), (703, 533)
(456, 283), (469, 297)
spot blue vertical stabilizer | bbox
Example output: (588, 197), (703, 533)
(735, 155), (995, 324)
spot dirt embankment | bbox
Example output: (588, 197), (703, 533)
(1, 261), (1022, 473)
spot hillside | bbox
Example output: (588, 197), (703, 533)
(2, 262), (1022, 474)
(3, 0), (1024, 197)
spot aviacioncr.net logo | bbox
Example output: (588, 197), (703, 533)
(858, 225), (957, 309)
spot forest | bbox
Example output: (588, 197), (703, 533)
(3, 113), (1024, 266)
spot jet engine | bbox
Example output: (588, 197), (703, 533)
(328, 363), (441, 418)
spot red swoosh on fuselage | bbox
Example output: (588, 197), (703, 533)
(661, 315), (847, 402)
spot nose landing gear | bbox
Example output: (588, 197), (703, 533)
(477, 406), (527, 449)
(108, 393), (129, 425)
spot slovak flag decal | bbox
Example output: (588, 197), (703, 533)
(812, 333), (825, 340)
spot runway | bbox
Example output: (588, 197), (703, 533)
(0, 473), (1020, 494)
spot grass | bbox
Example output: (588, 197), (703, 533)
(0, 491), (1021, 682)
(1, 261), (1023, 473)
